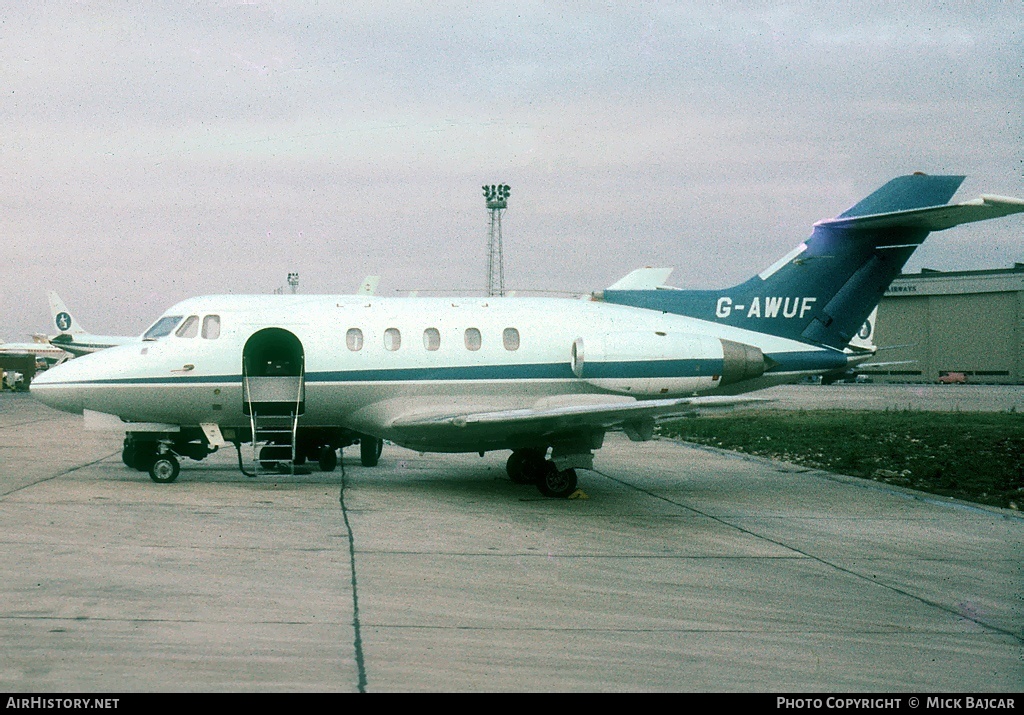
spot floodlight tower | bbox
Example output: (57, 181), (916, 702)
(482, 184), (510, 296)
(287, 272), (299, 294)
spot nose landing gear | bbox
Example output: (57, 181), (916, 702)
(148, 454), (181, 483)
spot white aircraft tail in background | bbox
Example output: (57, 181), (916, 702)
(46, 291), (136, 357)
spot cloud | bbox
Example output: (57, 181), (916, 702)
(1, 2), (1020, 338)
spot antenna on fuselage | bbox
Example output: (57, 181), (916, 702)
(482, 183), (510, 297)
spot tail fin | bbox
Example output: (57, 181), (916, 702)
(603, 174), (1024, 350)
(48, 291), (85, 335)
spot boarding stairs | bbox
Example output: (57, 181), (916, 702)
(243, 360), (305, 476)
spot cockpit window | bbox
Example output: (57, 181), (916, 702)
(202, 315), (221, 339)
(143, 315), (183, 340)
(175, 316), (200, 338)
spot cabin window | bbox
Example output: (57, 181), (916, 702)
(384, 328), (401, 351)
(202, 315), (221, 339)
(464, 327), (481, 351)
(143, 315), (183, 340)
(423, 328), (440, 351)
(175, 316), (200, 338)
(346, 328), (364, 351)
(503, 327), (520, 351)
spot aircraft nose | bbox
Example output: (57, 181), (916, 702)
(30, 355), (90, 414)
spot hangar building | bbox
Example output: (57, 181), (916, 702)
(864, 264), (1024, 384)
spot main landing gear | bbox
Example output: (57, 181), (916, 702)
(360, 436), (383, 467)
(506, 449), (579, 498)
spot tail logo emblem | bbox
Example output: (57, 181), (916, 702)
(858, 320), (872, 340)
(55, 312), (72, 331)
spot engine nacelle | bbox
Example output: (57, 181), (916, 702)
(570, 331), (765, 396)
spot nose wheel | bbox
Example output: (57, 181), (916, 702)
(148, 454), (180, 483)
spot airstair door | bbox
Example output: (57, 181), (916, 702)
(242, 328), (305, 475)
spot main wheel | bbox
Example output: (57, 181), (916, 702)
(122, 438), (137, 469)
(318, 446), (338, 472)
(149, 454), (180, 484)
(360, 437), (382, 467)
(506, 450), (538, 484)
(537, 466), (577, 498)
(133, 444), (158, 472)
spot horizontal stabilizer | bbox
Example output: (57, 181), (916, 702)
(816, 194), (1024, 232)
(858, 360), (917, 369)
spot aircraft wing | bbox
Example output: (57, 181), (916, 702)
(816, 194), (1024, 232)
(385, 394), (767, 446)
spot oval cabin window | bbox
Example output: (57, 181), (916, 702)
(423, 328), (440, 351)
(464, 328), (481, 351)
(346, 328), (364, 351)
(503, 327), (520, 351)
(384, 328), (401, 351)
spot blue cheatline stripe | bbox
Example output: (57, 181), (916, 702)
(41, 349), (847, 387)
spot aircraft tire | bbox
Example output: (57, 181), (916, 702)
(537, 466), (577, 498)
(517, 449), (548, 484)
(360, 437), (382, 467)
(133, 445), (158, 472)
(506, 451), (534, 484)
(149, 454), (180, 484)
(319, 446), (338, 472)
(122, 441), (137, 469)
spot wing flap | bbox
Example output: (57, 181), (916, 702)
(816, 194), (1024, 232)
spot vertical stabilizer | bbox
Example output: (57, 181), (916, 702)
(600, 174), (1022, 350)
(48, 291), (85, 335)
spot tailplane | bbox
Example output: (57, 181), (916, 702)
(603, 174), (1024, 350)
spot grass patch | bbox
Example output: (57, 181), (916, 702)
(659, 410), (1024, 510)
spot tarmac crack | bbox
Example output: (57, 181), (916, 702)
(338, 459), (368, 693)
(0, 451), (119, 499)
(594, 467), (1024, 645)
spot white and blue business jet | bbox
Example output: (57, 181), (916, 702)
(31, 174), (1024, 496)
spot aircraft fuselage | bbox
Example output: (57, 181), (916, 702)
(31, 293), (843, 453)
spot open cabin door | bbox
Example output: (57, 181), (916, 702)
(242, 328), (305, 474)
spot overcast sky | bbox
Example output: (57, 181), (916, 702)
(2, 1), (1021, 340)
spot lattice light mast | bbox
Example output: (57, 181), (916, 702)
(482, 184), (510, 297)
(287, 272), (299, 295)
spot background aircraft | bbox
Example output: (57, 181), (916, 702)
(0, 338), (68, 366)
(0, 338), (69, 390)
(31, 174), (1024, 496)
(44, 291), (137, 357)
